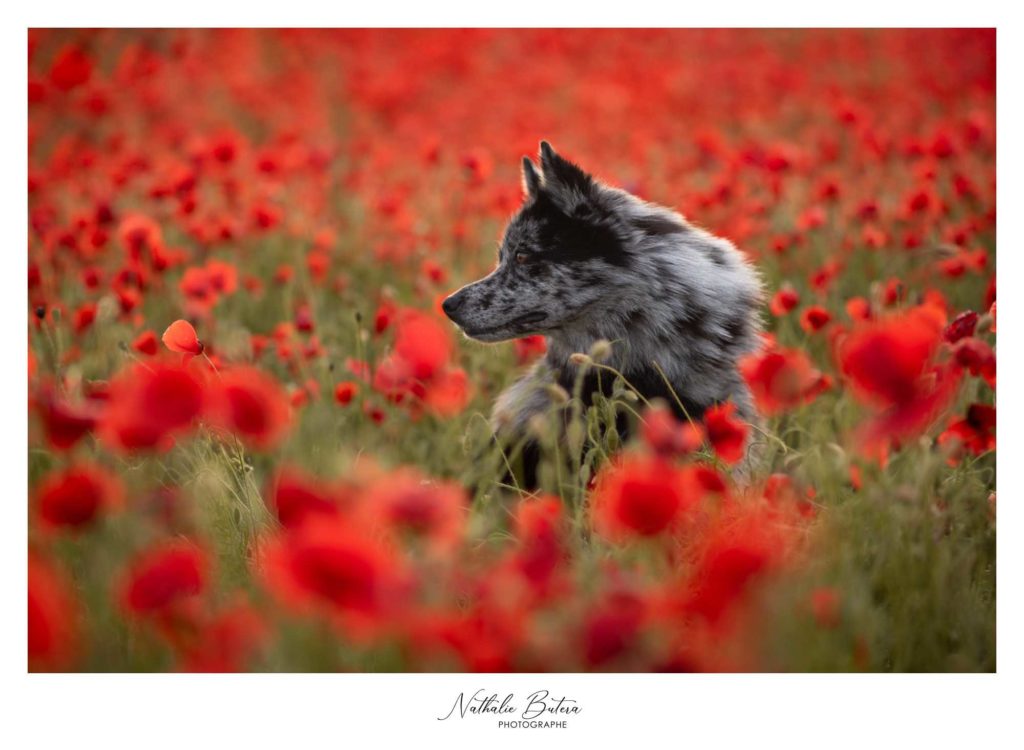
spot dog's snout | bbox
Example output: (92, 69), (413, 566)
(442, 292), (467, 321)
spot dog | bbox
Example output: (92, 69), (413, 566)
(442, 141), (763, 484)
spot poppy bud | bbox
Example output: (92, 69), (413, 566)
(589, 339), (612, 362)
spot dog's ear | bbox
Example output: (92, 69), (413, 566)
(521, 156), (542, 199)
(538, 140), (595, 215)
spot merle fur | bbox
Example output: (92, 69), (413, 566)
(443, 141), (764, 482)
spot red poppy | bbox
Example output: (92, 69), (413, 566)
(72, 302), (96, 334)
(943, 310), (979, 343)
(799, 305), (832, 333)
(180, 267), (217, 313)
(839, 305), (961, 452)
(373, 301), (396, 334)
(206, 366), (292, 450)
(334, 380), (359, 405)
(132, 329), (159, 356)
(373, 308), (471, 416)
(421, 366), (472, 416)
(740, 347), (824, 415)
(703, 403), (750, 465)
(591, 455), (700, 539)
(682, 512), (786, 626)
(838, 305), (946, 409)
(270, 468), (343, 529)
(120, 541), (208, 616)
(178, 601), (268, 672)
(845, 296), (871, 321)
(99, 360), (206, 453)
(360, 469), (467, 553)
(513, 335), (547, 364)
(49, 45), (92, 92)
(512, 495), (566, 588)
(939, 403), (996, 459)
(206, 259), (238, 295)
(29, 554), (80, 671)
(35, 463), (123, 530)
(258, 516), (404, 635)
(118, 214), (163, 262)
(162, 319), (204, 357)
(769, 285), (800, 316)
(582, 590), (646, 668)
(641, 403), (703, 458)
(953, 338), (996, 386)
(394, 309), (453, 381)
(35, 389), (100, 450)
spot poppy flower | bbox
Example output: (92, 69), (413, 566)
(799, 305), (832, 333)
(739, 347), (824, 415)
(29, 554), (80, 671)
(99, 360), (206, 453)
(206, 366), (292, 450)
(118, 213), (163, 262)
(35, 390), (99, 450)
(641, 403), (703, 457)
(582, 590), (646, 668)
(49, 45), (92, 91)
(162, 319), (204, 357)
(769, 285), (800, 316)
(394, 309), (453, 381)
(682, 512), (787, 627)
(270, 469), (343, 529)
(360, 469), (467, 553)
(119, 541), (208, 617)
(591, 455), (700, 539)
(939, 403), (996, 459)
(953, 338), (996, 386)
(703, 403), (750, 465)
(132, 329), (159, 356)
(943, 310), (979, 343)
(373, 308), (471, 416)
(839, 305), (961, 452)
(513, 335), (547, 364)
(373, 302), (396, 334)
(35, 463), (123, 530)
(420, 366), (471, 416)
(334, 381), (359, 405)
(178, 601), (268, 673)
(512, 495), (566, 588)
(838, 305), (946, 409)
(72, 302), (96, 334)
(845, 296), (871, 321)
(205, 259), (238, 295)
(180, 267), (217, 313)
(258, 516), (404, 635)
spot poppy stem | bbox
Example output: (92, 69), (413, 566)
(202, 351), (222, 378)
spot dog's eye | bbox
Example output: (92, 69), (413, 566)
(514, 252), (529, 265)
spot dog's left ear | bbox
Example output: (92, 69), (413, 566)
(538, 141), (595, 215)
(522, 157), (542, 199)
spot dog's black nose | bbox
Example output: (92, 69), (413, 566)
(442, 293), (466, 321)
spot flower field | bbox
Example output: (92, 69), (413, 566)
(27, 29), (995, 672)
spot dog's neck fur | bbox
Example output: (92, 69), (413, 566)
(541, 188), (763, 419)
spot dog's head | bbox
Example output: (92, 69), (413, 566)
(442, 141), (630, 342)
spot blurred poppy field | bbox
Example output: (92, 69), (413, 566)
(27, 29), (995, 672)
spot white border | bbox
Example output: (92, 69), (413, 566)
(4, 3), (1020, 748)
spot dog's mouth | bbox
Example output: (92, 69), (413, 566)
(461, 311), (548, 340)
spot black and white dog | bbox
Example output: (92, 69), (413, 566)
(443, 142), (763, 476)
